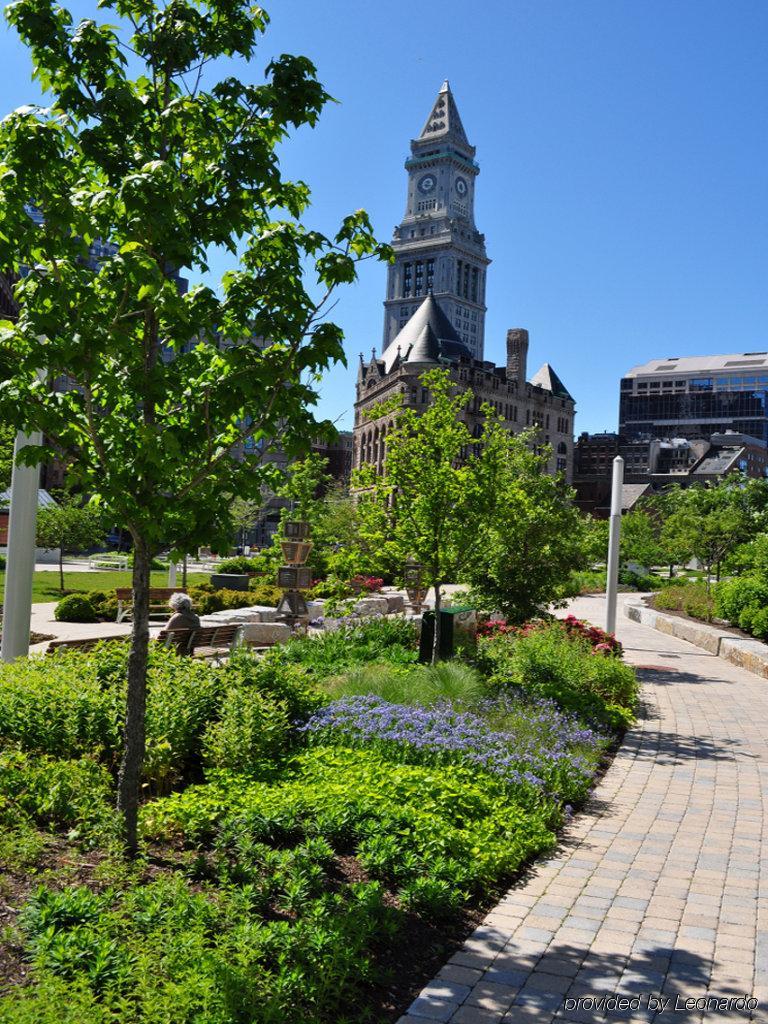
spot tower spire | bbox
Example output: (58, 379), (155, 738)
(417, 80), (471, 151)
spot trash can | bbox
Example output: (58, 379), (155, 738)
(419, 606), (477, 662)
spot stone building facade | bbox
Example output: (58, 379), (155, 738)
(354, 295), (575, 480)
(382, 81), (490, 360)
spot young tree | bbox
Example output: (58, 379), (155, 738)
(661, 481), (752, 590)
(619, 508), (665, 571)
(36, 496), (104, 591)
(355, 369), (504, 663)
(462, 435), (589, 622)
(230, 496), (265, 550)
(0, 0), (387, 853)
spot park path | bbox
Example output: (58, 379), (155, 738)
(399, 592), (767, 1024)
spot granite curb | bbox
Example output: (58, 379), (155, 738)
(624, 597), (768, 680)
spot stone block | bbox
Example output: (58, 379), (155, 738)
(720, 638), (768, 679)
(247, 605), (279, 623)
(354, 596), (389, 617)
(385, 593), (406, 614)
(241, 622), (292, 646)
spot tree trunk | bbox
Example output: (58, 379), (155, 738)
(117, 533), (151, 857)
(182, 553), (188, 590)
(669, 563), (675, 579)
(432, 582), (442, 665)
(59, 545), (65, 593)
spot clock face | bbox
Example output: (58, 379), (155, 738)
(455, 177), (468, 196)
(418, 174), (436, 194)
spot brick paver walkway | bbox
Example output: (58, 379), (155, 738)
(399, 593), (767, 1024)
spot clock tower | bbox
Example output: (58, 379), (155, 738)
(382, 81), (490, 360)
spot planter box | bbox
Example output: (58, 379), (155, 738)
(211, 573), (250, 592)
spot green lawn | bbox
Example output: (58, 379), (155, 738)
(0, 570), (209, 605)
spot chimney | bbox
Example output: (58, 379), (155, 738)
(506, 328), (529, 383)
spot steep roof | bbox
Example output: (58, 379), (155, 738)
(529, 362), (574, 401)
(621, 483), (652, 511)
(383, 295), (472, 371)
(417, 80), (471, 150)
(0, 488), (57, 509)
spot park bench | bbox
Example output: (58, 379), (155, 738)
(46, 635), (129, 655)
(115, 587), (185, 624)
(88, 554), (129, 571)
(157, 623), (242, 663)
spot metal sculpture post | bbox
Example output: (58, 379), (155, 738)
(605, 455), (624, 636)
(276, 521), (313, 629)
(1, 429), (42, 662)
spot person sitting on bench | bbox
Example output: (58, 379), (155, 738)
(165, 592), (201, 634)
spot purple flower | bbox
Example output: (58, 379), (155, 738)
(300, 693), (606, 800)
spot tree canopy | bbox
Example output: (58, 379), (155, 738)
(0, 0), (388, 852)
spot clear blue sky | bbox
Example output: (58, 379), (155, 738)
(2, 1), (767, 435)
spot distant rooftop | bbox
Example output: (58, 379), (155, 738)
(625, 352), (768, 377)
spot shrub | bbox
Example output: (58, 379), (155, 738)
(0, 645), (227, 791)
(54, 594), (98, 623)
(716, 575), (768, 637)
(281, 617), (419, 677)
(188, 586), (256, 615)
(349, 574), (384, 593)
(247, 580), (282, 606)
(560, 615), (623, 655)
(308, 576), (354, 600)
(480, 623), (637, 730)
(0, 749), (116, 839)
(216, 556), (260, 574)
(653, 582), (714, 621)
(143, 747), (556, 894)
(223, 647), (325, 723)
(188, 585), (223, 614)
(202, 688), (291, 776)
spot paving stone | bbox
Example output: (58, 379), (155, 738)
(408, 996), (458, 1021)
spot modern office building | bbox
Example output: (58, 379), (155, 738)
(619, 353), (768, 446)
(381, 81), (490, 360)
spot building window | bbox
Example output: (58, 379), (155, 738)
(402, 263), (412, 297)
(471, 267), (478, 303)
(426, 258), (434, 292)
(463, 263), (470, 298)
(414, 261), (423, 296)
(456, 259), (463, 293)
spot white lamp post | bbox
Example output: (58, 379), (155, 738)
(605, 455), (624, 636)
(1, 428), (42, 662)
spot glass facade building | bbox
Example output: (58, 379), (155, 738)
(619, 355), (768, 446)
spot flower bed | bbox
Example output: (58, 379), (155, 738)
(0, 615), (634, 1023)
